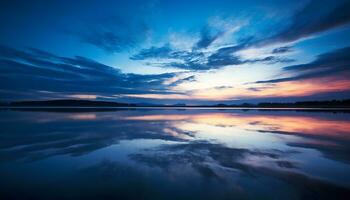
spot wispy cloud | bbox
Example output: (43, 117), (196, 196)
(256, 46), (350, 84)
(131, 38), (294, 71)
(130, 0), (349, 72)
(258, 0), (350, 45)
(0, 45), (184, 100)
(77, 16), (150, 52)
(193, 26), (223, 50)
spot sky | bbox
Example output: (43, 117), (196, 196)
(1, 0), (350, 104)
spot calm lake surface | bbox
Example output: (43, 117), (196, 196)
(1, 108), (350, 200)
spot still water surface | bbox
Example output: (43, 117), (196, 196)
(1, 108), (350, 199)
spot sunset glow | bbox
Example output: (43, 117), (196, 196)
(1, 1), (350, 199)
(1, 0), (349, 104)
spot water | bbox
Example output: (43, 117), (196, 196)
(1, 108), (350, 200)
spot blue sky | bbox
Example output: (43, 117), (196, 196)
(1, 0), (350, 104)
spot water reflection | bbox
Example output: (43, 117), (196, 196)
(0, 109), (350, 199)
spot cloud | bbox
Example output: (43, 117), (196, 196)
(169, 75), (196, 86)
(0, 45), (183, 100)
(82, 0), (350, 56)
(131, 45), (209, 70)
(207, 49), (294, 68)
(132, 39), (294, 71)
(207, 0), (350, 69)
(272, 46), (293, 54)
(259, 0), (350, 45)
(131, 44), (206, 62)
(194, 26), (223, 49)
(165, 61), (208, 70)
(256, 46), (350, 84)
(129, 140), (298, 180)
(129, 139), (350, 199)
(0, 111), (195, 161)
(77, 15), (150, 53)
(132, 0), (350, 71)
(284, 46), (350, 72)
(206, 46), (245, 67)
(130, 45), (173, 60)
(2, 109), (350, 199)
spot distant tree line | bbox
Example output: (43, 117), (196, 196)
(0, 99), (349, 108)
(0, 99), (135, 107)
(216, 99), (350, 108)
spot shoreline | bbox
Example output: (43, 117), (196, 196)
(1, 106), (350, 111)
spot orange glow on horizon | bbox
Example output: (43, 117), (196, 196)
(123, 77), (350, 101)
(191, 77), (350, 100)
(68, 113), (97, 120)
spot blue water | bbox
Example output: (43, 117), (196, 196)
(1, 108), (350, 199)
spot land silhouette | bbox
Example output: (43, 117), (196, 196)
(0, 99), (349, 108)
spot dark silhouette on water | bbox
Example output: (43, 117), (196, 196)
(1, 99), (350, 108)
(2, 99), (135, 107)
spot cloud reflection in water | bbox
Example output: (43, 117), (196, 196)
(0, 109), (350, 199)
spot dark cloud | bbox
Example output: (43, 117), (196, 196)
(260, 0), (350, 45)
(208, 53), (294, 68)
(130, 45), (205, 62)
(131, 45), (210, 70)
(284, 46), (350, 72)
(194, 26), (223, 49)
(166, 61), (208, 70)
(0, 45), (182, 100)
(247, 87), (263, 92)
(250, 56), (295, 64)
(132, 40), (294, 71)
(130, 45), (173, 60)
(0, 0), (155, 54)
(272, 46), (293, 54)
(205, 38), (268, 67)
(169, 75), (196, 86)
(255, 46), (350, 84)
(77, 16), (149, 53)
(141, 0), (350, 71)
(214, 85), (234, 90)
(208, 0), (350, 68)
(206, 46), (244, 67)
